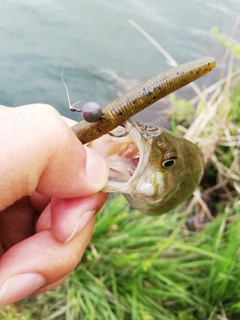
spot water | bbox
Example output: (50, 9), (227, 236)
(0, 0), (239, 121)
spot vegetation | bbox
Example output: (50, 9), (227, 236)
(2, 198), (240, 320)
(1, 28), (240, 320)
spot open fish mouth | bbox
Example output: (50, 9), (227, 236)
(87, 120), (151, 193)
(87, 120), (205, 215)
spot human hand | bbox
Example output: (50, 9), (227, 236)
(0, 104), (109, 305)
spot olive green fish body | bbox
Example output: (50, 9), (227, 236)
(123, 122), (204, 214)
(88, 120), (204, 215)
(72, 57), (216, 144)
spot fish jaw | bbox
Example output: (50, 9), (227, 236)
(87, 120), (204, 216)
(87, 120), (166, 197)
(123, 122), (204, 215)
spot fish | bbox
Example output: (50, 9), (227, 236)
(87, 120), (204, 215)
(72, 57), (216, 214)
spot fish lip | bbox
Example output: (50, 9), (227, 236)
(103, 120), (152, 193)
(124, 120), (150, 184)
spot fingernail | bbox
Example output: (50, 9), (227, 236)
(0, 273), (45, 306)
(65, 210), (95, 243)
(84, 147), (109, 188)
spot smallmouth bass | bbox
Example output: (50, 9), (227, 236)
(72, 57), (216, 214)
(87, 120), (204, 215)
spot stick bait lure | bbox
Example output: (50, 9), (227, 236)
(72, 57), (216, 144)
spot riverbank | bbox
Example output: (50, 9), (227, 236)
(2, 43), (240, 320)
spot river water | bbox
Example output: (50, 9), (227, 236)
(0, 0), (239, 121)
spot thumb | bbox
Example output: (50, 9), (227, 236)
(0, 104), (109, 209)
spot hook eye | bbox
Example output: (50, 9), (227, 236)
(109, 125), (128, 137)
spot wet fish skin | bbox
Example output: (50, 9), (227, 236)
(89, 120), (204, 215)
(122, 122), (204, 215)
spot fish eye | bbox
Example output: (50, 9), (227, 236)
(162, 152), (178, 168)
(162, 159), (176, 168)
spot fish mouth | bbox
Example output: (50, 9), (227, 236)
(87, 120), (150, 193)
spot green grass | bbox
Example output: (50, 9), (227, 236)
(3, 197), (240, 320)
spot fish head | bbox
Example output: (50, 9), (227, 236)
(87, 120), (204, 215)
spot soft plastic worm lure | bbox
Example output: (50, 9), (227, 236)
(72, 57), (216, 144)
